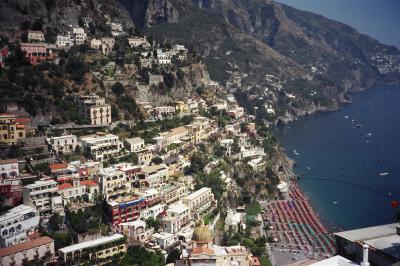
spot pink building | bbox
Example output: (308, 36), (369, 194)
(20, 43), (52, 65)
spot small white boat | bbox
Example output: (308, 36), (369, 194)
(293, 149), (300, 156)
(366, 132), (372, 137)
(344, 116), (349, 119)
(332, 201), (338, 205)
(379, 172), (390, 176)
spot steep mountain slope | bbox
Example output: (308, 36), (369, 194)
(119, 0), (400, 121)
(0, 0), (134, 40)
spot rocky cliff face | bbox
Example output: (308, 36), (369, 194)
(133, 63), (212, 105)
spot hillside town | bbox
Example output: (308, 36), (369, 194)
(1, 6), (400, 266)
(0, 20), (282, 266)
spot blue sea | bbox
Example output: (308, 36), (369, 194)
(274, 86), (400, 231)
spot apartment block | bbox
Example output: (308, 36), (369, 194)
(58, 234), (126, 265)
(0, 114), (26, 146)
(0, 236), (54, 266)
(80, 134), (121, 162)
(0, 205), (39, 247)
(47, 135), (78, 155)
(182, 187), (215, 219)
(22, 180), (63, 215)
(77, 95), (112, 125)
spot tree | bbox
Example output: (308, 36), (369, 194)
(163, 72), (175, 89)
(176, 69), (185, 81)
(151, 157), (163, 165)
(166, 249), (181, 264)
(213, 144), (224, 157)
(31, 19), (43, 31)
(48, 213), (63, 231)
(112, 82), (125, 95)
(145, 217), (162, 231)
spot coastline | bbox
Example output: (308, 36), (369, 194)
(273, 84), (400, 233)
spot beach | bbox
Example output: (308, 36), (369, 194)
(263, 183), (335, 263)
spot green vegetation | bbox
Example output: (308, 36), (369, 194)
(114, 246), (165, 266)
(246, 201), (261, 216)
(260, 256), (272, 266)
(66, 203), (106, 235)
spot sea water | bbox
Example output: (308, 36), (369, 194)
(275, 86), (400, 231)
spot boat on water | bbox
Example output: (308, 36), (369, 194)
(293, 149), (300, 156)
(332, 201), (338, 205)
(379, 172), (390, 176)
(366, 132), (373, 137)
(344, 116), (349, 119)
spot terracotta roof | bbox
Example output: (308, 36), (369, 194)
(0, 236), (54, 257)
(58, 183), (73, 190)
(49, 163), (68, 171)
(191, 247), (215, 255)
(0, 158), (18, 164)
(251, 256), (261, 266)
(80, 180), (98, 187)
(15, 117), (32, 124)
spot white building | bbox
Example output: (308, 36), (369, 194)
(80, 134), (121, 162)
(119, 220), (154, 242)
(127, 37), (150, 48)
(123, 137), (145, 152)
(57, 180), (87, 206)
(22, 180), (63, 215)
(220, 139), (234, 157)
(56, 34), (73, 48)
(27, 31), (45, 43)
(153, 126), (189, 150)
(224, 210), (243, 232)
(94, 167), (128, 201)
(0, 236), (55, 266)
(71, 26), (87, 45)
(157, 50), (172, 65)
(47, 135), (78, 155)
(139, 164), (169, 188)
(182, 187), (215, 219)
(0, 205), (39, 247)
(140, 204), (165, 220)
(151, 232), (178, 250)
(162, 201), (190, 234)
(109, 22), (124, 36)
(0, 159), (19, 180)
(90, 38), (102, 49)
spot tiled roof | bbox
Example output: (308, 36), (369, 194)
(191, 247), (215, 255)
(0, 158), (18, 164)
(49, 163), (68, 171)
(15, 117), (32, 124)
(0, 236), (54, 257)
(58, 183), (73, 190)
(80, 180), (98, 187)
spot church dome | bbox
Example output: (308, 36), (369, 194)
(192, 220), (213, 243)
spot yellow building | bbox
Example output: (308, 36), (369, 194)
(0, 114), (26, 146)
(58, 234), (126, 265)
(175, 101), (189, 114)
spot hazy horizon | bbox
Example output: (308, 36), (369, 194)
(277, 0), (400, 48)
